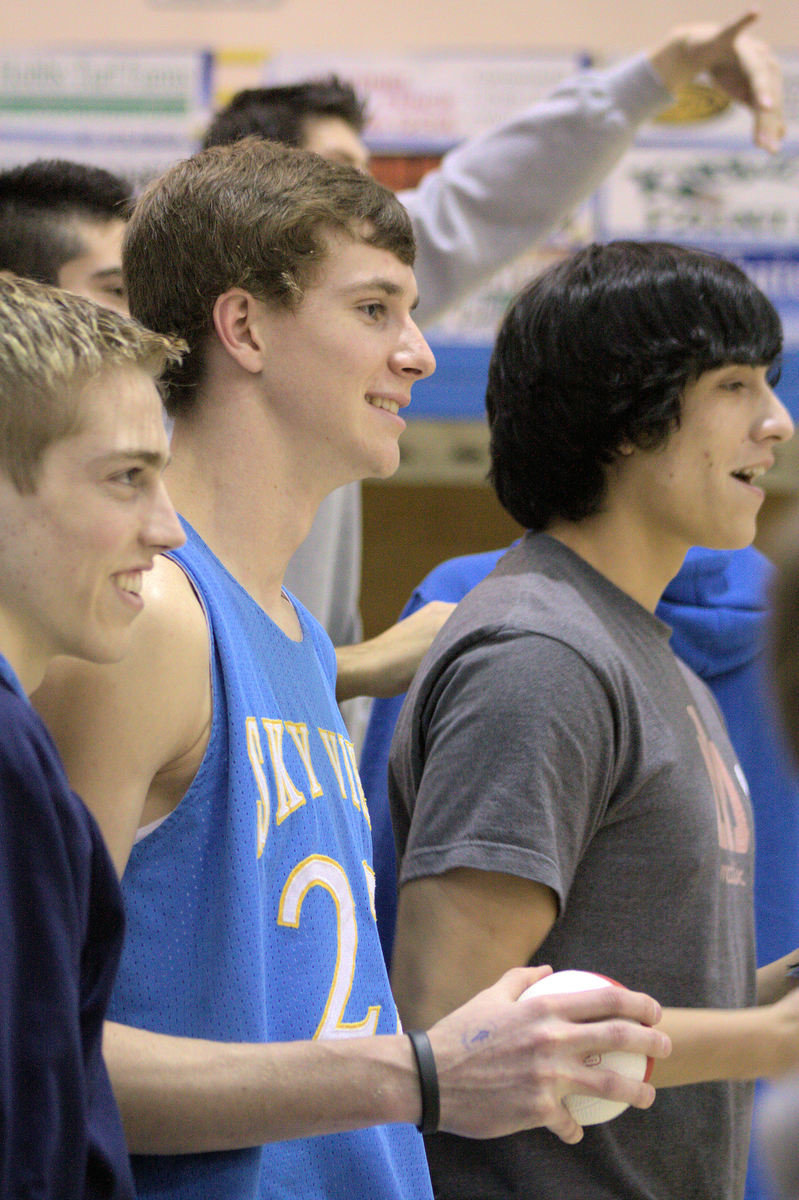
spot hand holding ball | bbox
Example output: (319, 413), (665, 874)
(519, 970), (653, 1126)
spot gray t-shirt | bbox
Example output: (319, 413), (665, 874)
(389, 533), (756, 1200)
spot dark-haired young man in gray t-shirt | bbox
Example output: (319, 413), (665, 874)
(389, 241), (799, 1200)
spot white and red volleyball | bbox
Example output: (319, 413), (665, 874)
(519, 969), (653, 1125)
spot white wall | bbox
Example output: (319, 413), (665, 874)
(0, 0), (795, 55)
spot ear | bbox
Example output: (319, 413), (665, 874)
(617, 440), (635, 457)
(211, 288), (268, 375)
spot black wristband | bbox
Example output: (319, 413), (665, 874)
(407, 1029), (440, 1136)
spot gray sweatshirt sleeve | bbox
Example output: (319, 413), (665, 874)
(402, 53), (671, 327)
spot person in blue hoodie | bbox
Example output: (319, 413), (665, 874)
(661, 545), (799, 972)
(755, 528), (799, 1200)
(361, 542), (799, 1200)
(664, 546), (799, 1200)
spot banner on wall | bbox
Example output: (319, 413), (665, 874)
(0, 50), (212, 188)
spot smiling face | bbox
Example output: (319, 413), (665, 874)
(251, 229), (435, 491)
(0, 363), (184, 690)
(614, 363), (794, 554)
(57, 216), (128, 314)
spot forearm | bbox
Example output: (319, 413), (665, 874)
(652, 1003), (793, 1088)
(104, 963), (672, 1155)
(335, 640), (385, 701)
(104, 1021), (420, 1154)
(335, 602), (454, 701)
(407, 54), (669, 327)
(648, 27), (720, 94)
(757, 951), (799, 1006)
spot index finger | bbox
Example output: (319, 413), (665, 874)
(518, 981), (664, 1030)
(714, 10), (761, 46)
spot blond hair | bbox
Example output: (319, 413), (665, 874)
(0, 271), (184, 492)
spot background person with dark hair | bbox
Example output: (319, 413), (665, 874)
(203, 76), (368, 165)
(0, 159), (132, 313)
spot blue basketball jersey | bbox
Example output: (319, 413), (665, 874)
(108, 521), (432, 1199)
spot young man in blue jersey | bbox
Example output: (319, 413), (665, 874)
(388, 241), (799, 1200)
(33, 139), (671, 1200)
(0, 272), (184, 1197)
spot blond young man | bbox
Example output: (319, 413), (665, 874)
(0, 272), (184, 1197)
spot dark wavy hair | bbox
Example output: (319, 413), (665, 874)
(487, 241), (783, 531)
(202, 76), (367, 151)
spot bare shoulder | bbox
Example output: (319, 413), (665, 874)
(32, 554), (211, 873)
(134, 551), (210, 679)
(35, 554), (208, 744)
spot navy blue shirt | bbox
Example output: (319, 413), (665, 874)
(0, 655), (134, 1198)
